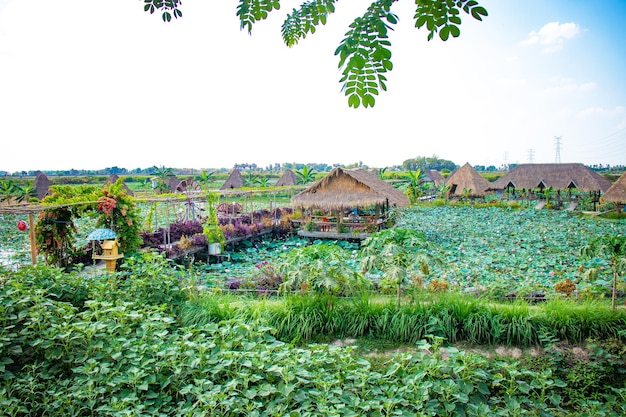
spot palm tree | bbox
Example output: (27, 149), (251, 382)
(580, 235), (626, 309)
(296, 165), (316, 184)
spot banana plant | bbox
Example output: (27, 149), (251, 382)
(405, 168), (426, 204)
(14, 181), (37, 203)
(0, 179), (17, 203)
(196, 169), (216, 191)
(153, 165), (173, 194)
(254, 175), (270, 188)
(296, 165), (316, 184)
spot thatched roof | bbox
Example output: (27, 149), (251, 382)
(166, 175), (180, 192)
(220, 169), (244, 190)
(104, 174), (134, 196)
(445, 163), (490, 197)
(34, 173), (51, 200)
(276, 169), (297, 186)
(489, 163), (612, 192)
(424, 169), (445, 185)
(291, 167), (409, 209)
(601, 171), (626, 204)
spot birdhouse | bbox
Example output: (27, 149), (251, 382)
(93, 239), (124, 272)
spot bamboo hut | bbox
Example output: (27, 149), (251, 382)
(489, 163), (612, 194)
(292, 167), (409, 238)
(600, 171), (626, 210)
(292, 167), (409, 210)
(424, 169), (445, 185)
(445, 163), (491, 198)
(276, 169), (297, 186)
(104, 174), (134, 196)
(34, 173), (51, 200)
(220, 169), (244, 190)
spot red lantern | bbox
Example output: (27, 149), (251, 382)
(17, 220), (27, 231)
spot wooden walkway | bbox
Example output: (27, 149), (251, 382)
(297, 230), (369, 241)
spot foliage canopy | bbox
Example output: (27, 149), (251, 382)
(143, 0), (488, 108)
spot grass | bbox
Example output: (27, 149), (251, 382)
(181, 291), (626, 348)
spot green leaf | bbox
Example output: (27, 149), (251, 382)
(439, 26), (450, 41)
(348, 94), (361, 108)
(471, 6), (488, 20)
(450, 24), (460, 37)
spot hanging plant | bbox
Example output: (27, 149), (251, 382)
(34, 207), (80, 268)
(97, 180), (143, 254)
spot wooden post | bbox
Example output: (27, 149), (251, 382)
(28, 212), (37, 265)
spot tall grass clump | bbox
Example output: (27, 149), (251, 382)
(536, 299), (625, 343)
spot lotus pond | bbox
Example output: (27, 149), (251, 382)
(1, 205), (624, 299)
(183, 205), (625, 299)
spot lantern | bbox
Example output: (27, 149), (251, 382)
(17, 220), (27, 231)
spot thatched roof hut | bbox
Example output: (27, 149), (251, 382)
(104, 174), (134, 196)
(424, 169), (445, 185)
(165, 175), (180, 193)
(276, 169), (297, 186)
(291, 167), (409, 210)
(445, 163), (490, 198)
(220, 169), (244, 190)
(600, 171), (626, 205)
(489, 163), (612, 192)
(34, 173), (51, 200)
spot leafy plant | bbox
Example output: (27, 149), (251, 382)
(360, 228), (440, 300)
(277, 243), (367, 301)
(580, 235), (626, 309)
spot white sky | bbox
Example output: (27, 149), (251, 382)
(1, 0), (625, 172)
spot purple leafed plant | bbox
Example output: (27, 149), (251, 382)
(225, 277), (242, 290)
(169, 219), (203, 241)
(190, 233), (207, 246)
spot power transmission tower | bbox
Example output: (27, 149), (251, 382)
(554, 136), (562, 163)
(528, 149), (535, 163)
(502, 152), (508, 170)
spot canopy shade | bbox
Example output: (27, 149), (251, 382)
(87, 228), (117, 241)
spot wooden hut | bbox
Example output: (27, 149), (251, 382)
(600, 171), (626, 210)
(445, 163), (490, 198)
(34, 173), (51, 200)
(276, 169), (297, 186)
(220, 169), (244, 190)
(104, 174), (134, 196)
(292, 167), (409, 238)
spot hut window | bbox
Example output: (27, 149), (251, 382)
(450, 184), (458, 194)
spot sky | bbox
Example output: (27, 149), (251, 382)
(0, 0), (625, 172)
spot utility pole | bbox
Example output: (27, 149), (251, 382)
(527, 149), (535, 163)
(554, 136), (562, 163)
